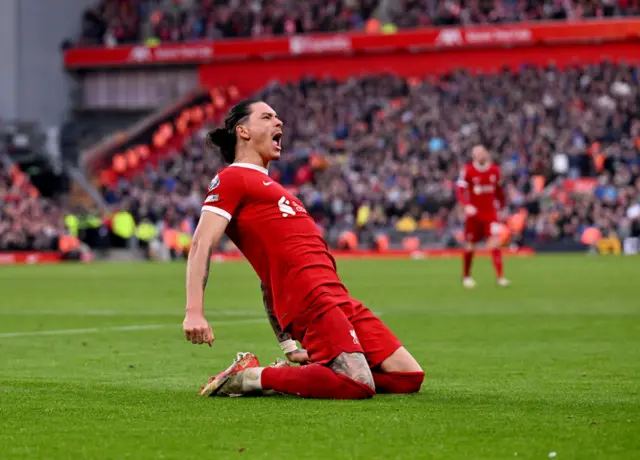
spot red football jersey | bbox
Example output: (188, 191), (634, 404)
(456, 162), (505, 220)
(201, 163), (349, 328)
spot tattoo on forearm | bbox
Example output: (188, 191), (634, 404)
(202, 248), (213, 290)
(330, 352), (375, 391)
(260, 282), (291, 342)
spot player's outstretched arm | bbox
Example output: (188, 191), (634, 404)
(260, 283), (310, 364)
(183, 212), (229, 346)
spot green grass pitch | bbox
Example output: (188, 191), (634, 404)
(0, 255), (639, 459)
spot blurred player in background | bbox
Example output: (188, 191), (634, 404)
(183, 99), (424, 399)
(456, 145), (510, 288)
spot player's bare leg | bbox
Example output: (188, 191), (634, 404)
(371, 347), (425, 394)
(462, 242), (477, 288)
(486, 236), (510, 287)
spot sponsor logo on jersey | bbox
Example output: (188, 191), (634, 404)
(204, 194), (219, 203)
(278, 196), (307, 217)
(278, 197), (296, 217)
(473, 185), (495, 195)
(208, 175), (220, 191)
(263, 181), (274, 186)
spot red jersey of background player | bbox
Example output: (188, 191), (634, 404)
(201, 162), (350, 329)
(456, 162), (505, 221)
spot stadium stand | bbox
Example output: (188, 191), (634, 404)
(74, 0), (640, 47)
(3, 1), (640, 259)
(76, 0), (381, 46)
(95, 64), (640, 253)
(0, 160), (63, 252)
(388, 0), (640, 28)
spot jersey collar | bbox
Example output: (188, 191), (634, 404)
(473, 161), (491, 172)
(229, 162), (269, 175)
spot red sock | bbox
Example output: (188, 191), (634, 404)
(372, 372), (425, 394)
(463, 251), (474, 277)
(491, 248), (503, 278)
(261, 364), (375, 399)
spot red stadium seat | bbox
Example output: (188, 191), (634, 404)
(112, 154), (127, 174)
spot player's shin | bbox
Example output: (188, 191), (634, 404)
(463, 249), (474, 278)
(261, 364), (375, 399)
(490, 246), (503, 279)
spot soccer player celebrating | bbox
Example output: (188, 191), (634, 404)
(456, 145), (510, 288)
(183, 99), (424, 399)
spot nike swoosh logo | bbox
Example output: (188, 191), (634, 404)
(263, 181), (274, 186)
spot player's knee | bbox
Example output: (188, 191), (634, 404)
(331, 352), (375, 392)
(486, 238), (500, 249)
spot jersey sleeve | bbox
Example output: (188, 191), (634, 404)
(201, 169), (246, 221)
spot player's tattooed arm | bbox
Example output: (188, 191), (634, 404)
(260, 283), (309, 363)
(260, 282), (291, 342)
(330, 352), (375, 391)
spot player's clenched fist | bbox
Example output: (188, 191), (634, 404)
(183, 313), (214, 346)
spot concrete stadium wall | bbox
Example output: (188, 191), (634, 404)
(0, 0), (93, 126)
(0, 0), (19, 121)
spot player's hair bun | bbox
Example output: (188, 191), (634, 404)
(205, 98), (261, 164)
(205, 128), (231, 149)
(205, 128), (235, 164)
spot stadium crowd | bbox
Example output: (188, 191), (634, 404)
(3, 62), (640, 252)
(75, 0), (640, 46)
(3, 60), (640, 252)
(0, 161), (65, 252)
(99, 62), (640, 252)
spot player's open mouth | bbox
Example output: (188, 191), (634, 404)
(272, 133), (282, 150)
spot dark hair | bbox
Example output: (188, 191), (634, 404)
(205, 98), (260, 163)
